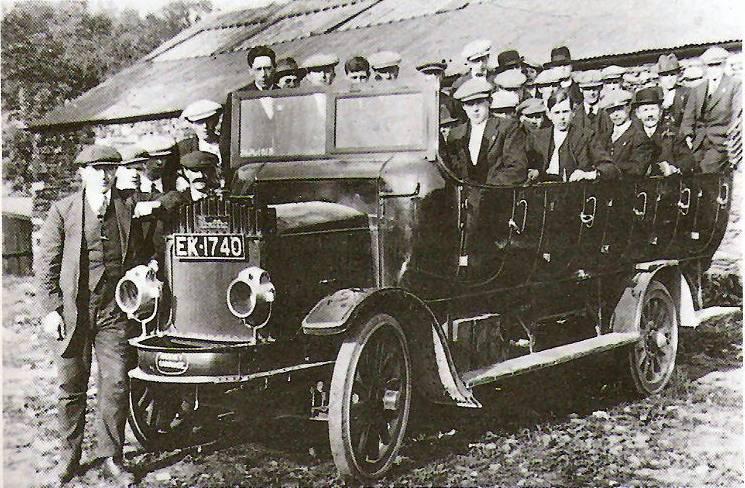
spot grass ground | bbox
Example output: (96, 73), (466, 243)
(2, 275), (742, 487)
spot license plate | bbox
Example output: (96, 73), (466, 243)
(173, 234), (245, 260)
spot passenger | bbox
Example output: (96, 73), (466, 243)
(438, 105), (459, 168)
(526, 88), (600, 183)
(344, 56), (371, 84)
(275, 57), (305, 89)
(369, 51), (401, 81)
(447, 78), (527, 185)
(600, 65), (625, 96)
(490, 90), (519, 119)
(418, 58), (466, 123)
(178, 99), (222, 162)
(656, 53), (690, 131)
(452, 39), (492, 89)
(521, 57), (542, 87)
(725, 52), (742, 78)
(681, 46), (742, 173)
(303, 53), (339, 86)
(534, 68), (562, 105)
(573, 69), (611, 138)
(681, 64), (704, 88)
(632, 87), (695, 176)
(590, 90), (653, 176)
(133, 135), (177, 194)
(493, 69), (527, 101)
(516, 98), (546, 132)
(176, 151), (221, 202)
(545, 46), (582, 105)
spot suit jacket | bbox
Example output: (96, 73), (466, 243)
(661, 86), (690, 131)
(643, 123), (696, 175)
(526, 125), (593, 181)
(591, 121), (654, 177)
(446, 116), (528, 185)
(36, 189), (152, 356)
(680, 75), (742, 151)
(572, 103), (612, 139)
(219, 81), (277, 163)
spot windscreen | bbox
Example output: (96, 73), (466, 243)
(239, 94), (327, 157)
(334, 93), (426, 151)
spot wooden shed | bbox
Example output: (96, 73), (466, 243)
(2, 196), (33, 276)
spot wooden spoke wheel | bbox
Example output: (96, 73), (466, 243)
(128, 379), (203, 450)
(328, 313), (412, 483)
(627, 280), (679, 395)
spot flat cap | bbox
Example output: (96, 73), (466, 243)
(276, 57), (304, 77)
(417, 59), (447, 74)
(462, 39), (492, 61)
(522, 57), (542, 70)
(600, 89), (633, 110)
(303, 53), (339, 70)
(700, 46), (729, 65)
(516, 97), (545, 116)
(683, 65), (704, 81)
(601, 65), (626, 80)
(534, 67), (562, 86)
(120, 146), (149, 165)
(494, 69), (527, 89)
(657, 53), (681, 74)
(181, 99), (222, 122)
(632, 86), (663, 106)
(490, 90), (519, 110)
(180, 150), (219, 170)
(577, 69), (603, 88)
(74, 144), (122, 166)
(453, 77), (493, 102)
(369, 50), (401, 70)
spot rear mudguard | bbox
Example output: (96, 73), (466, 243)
(303, 288), (481, 408)
(611, 260), (698, 334)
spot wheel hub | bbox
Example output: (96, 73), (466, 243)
(382, 389), (400, 411)
(653, 330), (668, 349)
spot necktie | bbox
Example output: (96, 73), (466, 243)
(98, 194), (109, 241)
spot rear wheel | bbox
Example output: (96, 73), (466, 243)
(128, 380), (203, 450)
(627, 280), (679, 395)
(328, 313), (412, 483)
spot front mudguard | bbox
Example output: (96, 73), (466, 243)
(302, 288), (481, 408)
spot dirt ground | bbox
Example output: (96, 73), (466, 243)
(2, 275), (742, 488)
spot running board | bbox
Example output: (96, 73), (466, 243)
(463, 332), (640, 388)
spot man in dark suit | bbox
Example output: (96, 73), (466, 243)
(657, 53), (690, 132)
(526, 88), (619, 183)
(680, 46), (742, 173)
(36, 145), (159, 485)
(446, 78), (527, 185)
(544, 46), (583, 106)
(572, 69), (612, 138)
(633, 87), (695, 176)
(591, 90), (654, 176)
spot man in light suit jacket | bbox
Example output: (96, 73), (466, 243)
(36, 145), (158, 485)
(680, 46), (742, 173)
(446, 77), (528, 186)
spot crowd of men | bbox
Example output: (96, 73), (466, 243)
(36, 40), (741, 486)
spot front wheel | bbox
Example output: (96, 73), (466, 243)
(328, 313), (412, 483)
(626, 280), (679, 395)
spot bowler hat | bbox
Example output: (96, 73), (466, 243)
(632, 86), (663, 106)
(497, 49), (523, 71)
(657, 53), (681, 74)
(545, 46), (572, 68)
(181, 150), (219, 170)
(74, 145), (122, 166)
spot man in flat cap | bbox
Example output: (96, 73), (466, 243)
(177, 150), (222, 202)
(131, 135), (178, 195)
(303, 53), (339, 86)
(453, 39), (492, 89)
(534, 68), (562, 105)
(275, 57), (305, 89)
(490, 90), (520, 120)
(632, 87), (695, 176)
(369, 50), (401, 81)
(590, 90), (653, 176)
(573, 69), (612, 138)
(682, 64), (704, 88)
(681, 46), (742, 173)
(345, 56), (371, 84)
(493, 69), (527, 102)
(600, 65), (625, 98)
(36, 145), (161, 485)
(657, 53), (690, 132)
(447, 78), (527, 185)
(516, 98), (546, 132)
(177, 99), (224, 184)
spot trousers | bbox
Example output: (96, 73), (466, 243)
(55, 281), (136, 468)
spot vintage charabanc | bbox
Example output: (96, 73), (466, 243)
(116, 79), (733, 483)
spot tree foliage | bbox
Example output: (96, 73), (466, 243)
(1, 0), (213, 193)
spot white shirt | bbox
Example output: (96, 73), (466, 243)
(662, 88), (676, 109)
(468, 120), (487, 165)
(644, 125), (657, 138)
(708, 77), (721, 97)
(86, 188), (111, 217)
(198, 139), (221, 164)
(139, 177), (163, 194)
(584, 102), (597, 116)
(611, 120), (632, 143)
(548, 128), (569, 176)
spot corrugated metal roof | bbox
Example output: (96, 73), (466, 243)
(31, 0), (743, 129)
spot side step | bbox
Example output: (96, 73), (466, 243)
(463, 332), (640, 388)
